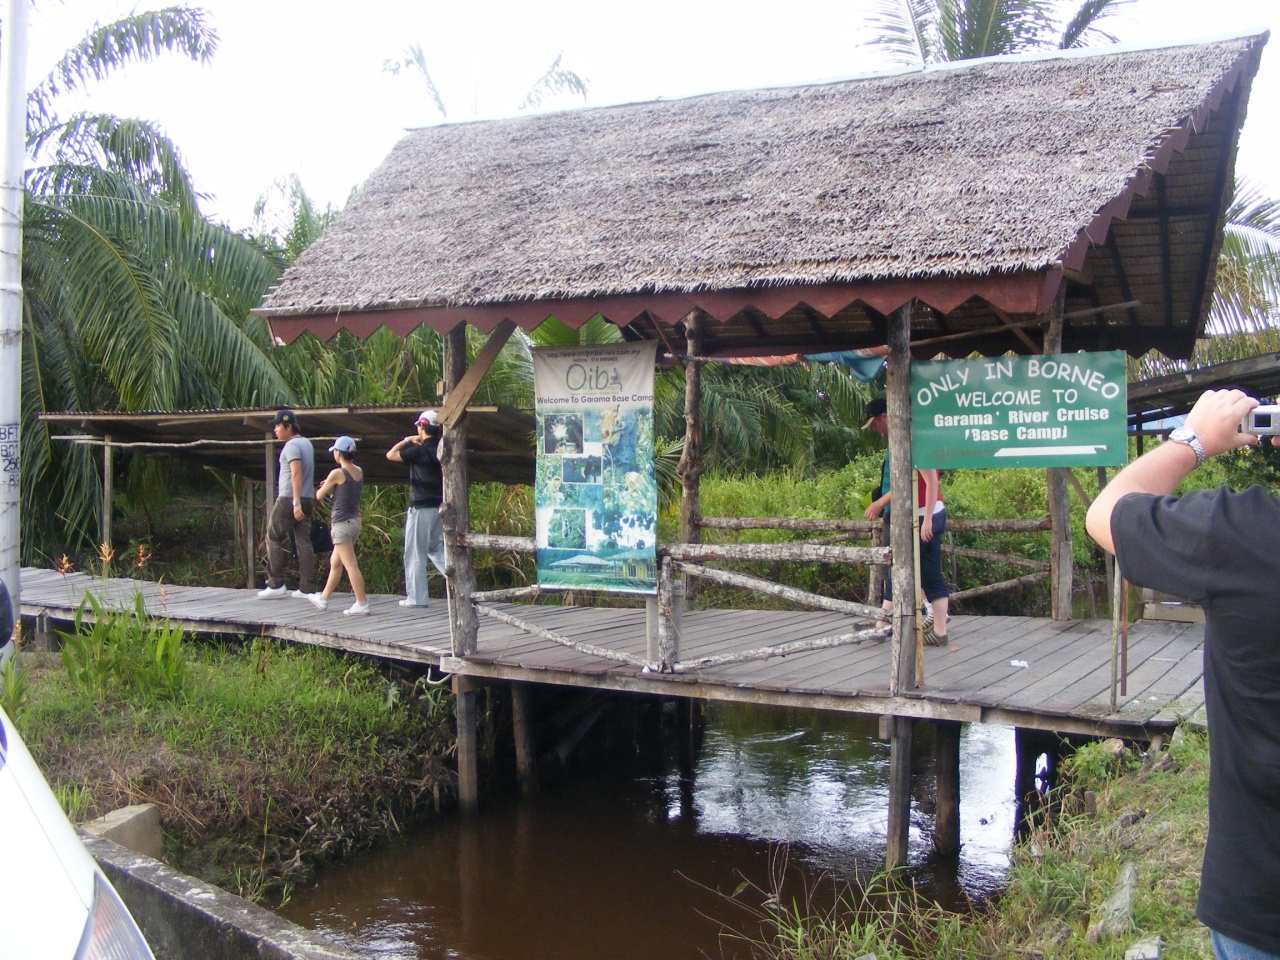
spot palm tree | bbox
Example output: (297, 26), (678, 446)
(20, 7), (290, 559)
(867, 0), (1129, 67)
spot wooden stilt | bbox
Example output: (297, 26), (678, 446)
(511, 682), (539, 797)
(933, 720), (962, 858)
(454, 674), (479, 813)
(243, 478), (256, 589)
(885, 715), (915, 869)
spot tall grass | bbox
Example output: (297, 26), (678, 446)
(19, 615), (455, 902)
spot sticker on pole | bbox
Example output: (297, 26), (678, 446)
(911, 352), (1127, 469)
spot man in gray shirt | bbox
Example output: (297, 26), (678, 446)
(258, 408), (316, 598)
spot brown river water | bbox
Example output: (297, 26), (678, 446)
(279, 703), (1018, 960)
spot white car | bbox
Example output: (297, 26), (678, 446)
(0, 700), (155, 959)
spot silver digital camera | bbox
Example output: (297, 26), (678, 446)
(1243, 405), (1280, 436)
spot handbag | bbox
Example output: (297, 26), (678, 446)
(310, 519), (334, 554)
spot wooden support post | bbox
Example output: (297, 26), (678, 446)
(933, 720), (962, 858)
(262, 431), (276, 580)
(243, 478), (256, 589)
(454, 674), (479, 813)
(885, 301), (917, 871)
(442, 325), (479, 656)
(1044, 289), (1073, 620)
(677, 312), (704, 610)
(101, 435), (113, 548)
(885, 715), (914, 870)
(511, 682), (539, 797)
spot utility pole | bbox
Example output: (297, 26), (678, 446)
(0, 0), (29, 614)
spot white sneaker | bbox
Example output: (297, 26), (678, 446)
(257, 584), (288, 598)
(291, 589), (313, 599)
(308, 594), (329, 611)
(344, 602), (370, 616)
(398, 598), (427, 608)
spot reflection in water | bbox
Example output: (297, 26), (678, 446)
(280, 704), (1017, 960)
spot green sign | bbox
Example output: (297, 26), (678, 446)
(911, 351), (1128, 469)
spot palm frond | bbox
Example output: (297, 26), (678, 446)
(382, 42), (448, 119)
(28, 7), (217, 131)
(519, 52), (589, 110)
(1058, 0), (1130, 49)
(866, 0), (935, 67)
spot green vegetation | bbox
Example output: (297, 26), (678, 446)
(14, 595), (455, 903)
(730, 729), (1211, 959)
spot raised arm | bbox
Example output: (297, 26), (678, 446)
(1086, 389), (1259, 554)
(387, 436), (418, 463)
(315, 467), (346, 502)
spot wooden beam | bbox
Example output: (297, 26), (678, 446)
(454, 674), (479, 813)
(438, 318), (516, 428)
(990, 305), (1042, 353)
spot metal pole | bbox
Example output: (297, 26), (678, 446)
(0, 0), (29, 609)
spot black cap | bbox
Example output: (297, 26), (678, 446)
(860, 397), (887, 429)
(270, 408), (298, 428)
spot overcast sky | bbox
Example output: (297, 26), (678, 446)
(24, 0), (1279, 232)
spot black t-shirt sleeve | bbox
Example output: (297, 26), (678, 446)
(1111, 489), (1217, 603)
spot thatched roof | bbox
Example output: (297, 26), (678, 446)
(257, 34), (1267, 360)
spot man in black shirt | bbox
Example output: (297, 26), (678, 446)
(386, 410), (448, 607)
(1087, 389), (1280, 960)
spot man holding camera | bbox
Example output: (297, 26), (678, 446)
(387, 410), (448, 607)
(1087, 389), (1280, 960)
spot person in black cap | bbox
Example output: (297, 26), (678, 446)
(386, 410), (448, 607)
(258, 408), (317, 599)
(861, 397), (949, 645)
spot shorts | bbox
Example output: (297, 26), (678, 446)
(884, 508), (949, 603)
(331, 518), (362, 545)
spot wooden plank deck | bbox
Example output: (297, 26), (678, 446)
(17, 568), (1205, 739)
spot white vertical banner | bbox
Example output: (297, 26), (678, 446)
(533, 342), (658, 594)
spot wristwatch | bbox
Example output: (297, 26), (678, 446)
(1167, 426), (1206, 467)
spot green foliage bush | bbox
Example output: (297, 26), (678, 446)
(60, 591), (187, 702)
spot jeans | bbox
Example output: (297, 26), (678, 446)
(1213, 931), (1280, 960)
(404, 505), (447, 605)
(266, 497), (315, 592)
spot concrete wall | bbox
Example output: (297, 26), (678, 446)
(81, 834), (359, 960)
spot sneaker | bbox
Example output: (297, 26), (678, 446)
(921, 615), (945, 646)
(344, 602), (370, 616)
(257, 584), (288, 599)
(291, 589), (312, 600)
(398, 598), (427, 608)
(308, 594), (328, 611)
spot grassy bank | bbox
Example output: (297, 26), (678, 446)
(732, 728), (1211, 959)
(6, 596), (457, 903)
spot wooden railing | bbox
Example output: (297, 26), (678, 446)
(457, 515), (1054, 672)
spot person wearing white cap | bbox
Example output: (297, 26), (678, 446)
(309, 436), (369, 616)
(386, 411), (448, 607)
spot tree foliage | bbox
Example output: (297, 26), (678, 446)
(20, 6), (289, 559)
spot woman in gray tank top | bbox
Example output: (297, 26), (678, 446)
(309, 436), (369, 616)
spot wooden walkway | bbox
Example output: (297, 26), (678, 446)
(18, 568), (1206, 739)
